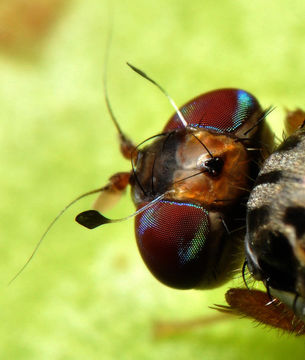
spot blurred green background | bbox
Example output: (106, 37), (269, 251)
(0, 0), (304, 359)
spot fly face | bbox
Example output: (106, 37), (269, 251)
(131, 128), (250, 207)
(76, 82), (271, 290)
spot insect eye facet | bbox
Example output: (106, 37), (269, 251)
(164, 88), (261, 133)
(135, 200), (211, 289)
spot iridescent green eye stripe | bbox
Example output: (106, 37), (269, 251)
(230, 89), (254, 131)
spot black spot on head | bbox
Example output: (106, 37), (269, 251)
(284, 206), (305, 238)
(255, 170), (283, 186)
(247, 205), (270, 234)
(204, 157), (224, 177)
(277, 135), (301, 152)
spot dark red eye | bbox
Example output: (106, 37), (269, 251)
(135, 200), (213, 289)
(164, 88), (260, 133)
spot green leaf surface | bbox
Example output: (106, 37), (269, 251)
(0, 1), (304, 359)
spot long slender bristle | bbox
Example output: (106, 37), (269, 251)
(126, 62), (188, 128)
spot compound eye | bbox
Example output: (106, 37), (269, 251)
(164, 88), (261, 134)
(135, 200), (211, 289)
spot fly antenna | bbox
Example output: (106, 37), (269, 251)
(103, 18), (134, 157)
(8, 187), (104, 285)
(126, 62), (188, 128)
(103, 27), (123, 137)
(76, 192), (171, 229)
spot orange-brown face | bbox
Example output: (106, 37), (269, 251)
(171, 129), (249, 207)
(131, 128), (252, 209)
